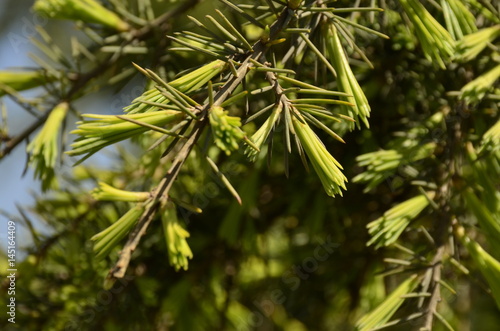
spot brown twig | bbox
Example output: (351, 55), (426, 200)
(109, 119), (206, 279)
(0, 110), (50, 159)
(131, 0), (201, 40)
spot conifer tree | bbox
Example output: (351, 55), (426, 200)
(0, 0), (499, 330)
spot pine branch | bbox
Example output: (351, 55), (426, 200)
(109, 119), (206, 280)
(0, 55), (114, 159)
(107, 5), (298, 280)
(0, 0), (202, 162)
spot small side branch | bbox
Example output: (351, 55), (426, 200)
(109, 120), (206, 279)
(421, 245), (445, 330)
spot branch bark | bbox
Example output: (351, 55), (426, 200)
(420, 101), (465, 329)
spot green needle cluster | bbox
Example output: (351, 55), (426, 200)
(209, 106), (245, 155)
(0, 70), (53, 96)
(162, 204), (193, 271)
(92, 182), (150, 202)
(125, 60), (226, 114)
(326, 23), (370, 128)
(455, 25), (500, 62)
(27, 102), (68, 191)
(33, 0), (130, 32)
(292, 115), (347, 197)
(245, 104), (282, 161)
(463, 190), (500, 255)
(91, 204), (146, 260)
(441, 0), (477, 40)
(353, 143), (436, 192)
(481, 119), (500, 150)
(355, 275), (420, 331)
(367, 193), (434, 248)
(456, 226), (500, 310)
(68, 110), (185, 163)
(459, 64), (500, 104)
(398, 0), (454, 68)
